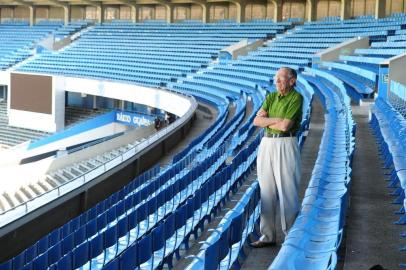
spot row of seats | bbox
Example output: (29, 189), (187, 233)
(388, 80), (406, 118)
(0, 164), (161, 270)
(95, 137), (260, 270)
(185, 181), (261, 270)
(0, 134), (225, 268)
(319, 64), (375, 103)
(369, 88), (406, 267)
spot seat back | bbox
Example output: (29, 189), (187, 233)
(137, 234), (152, 265)
(119, 244), (137, 270)
(72, 241), (89, 269)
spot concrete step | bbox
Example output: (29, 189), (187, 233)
(37, 179), (53, 192)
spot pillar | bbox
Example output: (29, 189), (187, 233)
(29, 6), (36, 26)
(223, 4), (229, 19)
(388, 0), (392, 15)
(130, 5), (138, 23)
(200, 2), (210, 23)
(235, 2), (246, 23)
(375, 0), (385, 19)
(341, 0), (351, 20)
(165, 4), (174, 23)
(92, 96), (98, 110)
(306, 0), (317, 21)
(63, 6), (70, 25)
(185, 6), (191, 20)
(97, 4), (104, 23)
(272, 0), (282, 22)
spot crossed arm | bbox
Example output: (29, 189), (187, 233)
(253, 108), (295, 133)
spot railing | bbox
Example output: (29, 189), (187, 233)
(0, 92), (197, 229)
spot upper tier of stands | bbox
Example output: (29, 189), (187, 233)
(0, 20), (90, 71)
(16, 21), (292, 87)
(303, 14), (406, 102)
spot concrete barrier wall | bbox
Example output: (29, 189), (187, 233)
(53, 36), (72, 51)
(232, 39), (264, 59)
(388, 52), (406, 87)
(377, 52), (406, 99)
(220, 39), (264, 61)
(313, 36), (370, 65)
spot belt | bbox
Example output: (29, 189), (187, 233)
(265, 132), (296, 138)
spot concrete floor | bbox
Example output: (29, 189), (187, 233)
(343, 104), (405, 270)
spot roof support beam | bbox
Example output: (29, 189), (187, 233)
(117, 0), (138, 22)
(271, 0), (282, 22)
(12, 0), (36, 25)
(45, 0), (69, 24)
(97, 3), (104, 23)
(229, 0), (246, 23)
(29, 5), (35, 25)
(340, 0), (351, 20)
(375, 0), (385, 19)
(155, 0), (173, 23)
(179, 0), (209, 23)
(306, 0), (317, 22)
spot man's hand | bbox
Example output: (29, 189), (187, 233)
(256, 108), (267, 117)
(254, 109), (283, 128)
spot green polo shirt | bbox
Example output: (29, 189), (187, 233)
(261, 89), (303, 135)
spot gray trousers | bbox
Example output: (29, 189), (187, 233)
(257, 136), (301, 242)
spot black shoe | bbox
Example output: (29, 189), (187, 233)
(249, 240), (277, 248)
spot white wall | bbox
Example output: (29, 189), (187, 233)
(8, 109), (57, 132)
(314, 36), (370, 63)
(388, 52), (406, 87)
(0, 71), (10, 115)
(25, 122), (128, 158)
(0, 71), (10, 86)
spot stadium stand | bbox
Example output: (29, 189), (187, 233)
(0, 21), (91, 71)
(16, 21), (292, 87)
(1, 9), (406, 270)
(314, 14), (406, 102)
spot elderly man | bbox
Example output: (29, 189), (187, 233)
(250, 67), (303, 248)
